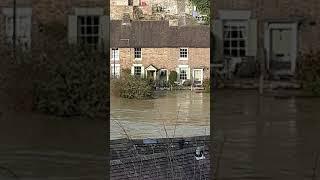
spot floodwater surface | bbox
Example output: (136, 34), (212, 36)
(213, 90), (320, 180)
(110, 91), (210, 140)
(0, 111), (106, 179)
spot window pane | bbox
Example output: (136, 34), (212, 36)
(231, 30), (238, 38)
(239, 40), (245, 48)
(224, 49), (230, 56)
(134, 66), (141, 76)
(81, 27), (85, 34)
(87, 36), (93, 44)
(93, 16), (99, 24)
(87, 26), (92, 34)
(240, 49), (246, 56)
(77, 16), (100, 48)
(231, 40), (238, 47)
(93, 26), (99, 34)
(87, 16), (92, 25)
(93, 36), (99, 44)
(231, 49), (238, 56)
(180, 48), (188, 58)
(224, 41), (230, 48)
(223, 22), (247, 57)
(79, 16), (85, 24)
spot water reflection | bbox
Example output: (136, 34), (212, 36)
(110, 91), (210, 139)
(213, 90), (320, 179)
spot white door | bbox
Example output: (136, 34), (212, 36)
(265, 23), (297, 74)
(271, 29), (292, 62)
(193, 69), (203, 84)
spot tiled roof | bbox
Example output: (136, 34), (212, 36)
(110, 136), (211, 180)
(110, 20), (210, 48)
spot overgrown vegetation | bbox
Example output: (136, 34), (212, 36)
(34, 45), (107, 118)
(168, 71), (177, 86)
(203, 78), (210, 92)
(111, 70), (154, 99)
(0, 20), (108, 118)
(189, 0), (210, 24)
(297, 50), (320, 96)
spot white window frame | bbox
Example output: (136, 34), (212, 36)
(134, 48), (142, 60)
(111, 48), (120, 61)
(132, 64), (144, 78)
(111, 64), (121, 78)
(2, 7), (32, 49)
(179, 48), (188, 60)
(68, 7), (107, 48)
(178, 65), (189, 80)
(77, 15), (100, 48)
(193, 68), (204, 84)
(223, 21), (248, 57)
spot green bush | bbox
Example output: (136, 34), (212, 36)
(168, 71), (177, 86)
(34, 45), (107, 118)
(297, 50), (320, 96)
(111, 75), (154, 99)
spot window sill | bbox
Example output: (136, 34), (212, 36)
(179, 58), (188, 61)
(134, 58), (142, 61)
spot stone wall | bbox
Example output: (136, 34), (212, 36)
(110, 0), (128, 6)
(110, 5), (133, 20)
(112, 47), (210, 79)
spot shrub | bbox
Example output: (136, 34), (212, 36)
(297, 50), (320, 95)
(168, 71), (177, 86)
(183, 80), (192, 86)
(203, 78), (210, 93)
(1, 21), (108, 118)
(111, 75), (154, 99)
(34, 44), (107, 118)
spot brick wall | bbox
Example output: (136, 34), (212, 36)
(112, 47), (210, 79)
(214, 0), (320, 52)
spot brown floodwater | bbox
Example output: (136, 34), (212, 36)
(110, 91), (210, 140)
(213, 90), (320, 180)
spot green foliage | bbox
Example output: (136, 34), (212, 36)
(168, 71), (178, 86)
(189, 0), (210, 24)
(34, 45), (107, 118)
(297, 50), (320, 96)
(111, 75), (154, 99)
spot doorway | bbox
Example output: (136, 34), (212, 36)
(265, 23), (298, 75)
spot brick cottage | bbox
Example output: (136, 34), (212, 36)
(212, 0), (320, 78)
(110, 20), (210, 85)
